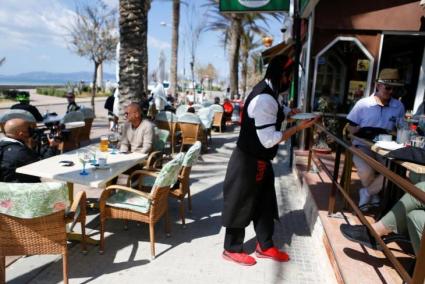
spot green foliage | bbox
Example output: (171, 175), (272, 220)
(0, 89), (30, 100)
(36, 87), (67, 97)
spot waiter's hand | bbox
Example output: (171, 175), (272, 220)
(298, 116), (321, 131)
(286, 108), (302, 123)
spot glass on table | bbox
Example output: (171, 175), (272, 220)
(108, 133), (119, 154)
(78, 151), (91, 175)
(100, 136), (109, 152)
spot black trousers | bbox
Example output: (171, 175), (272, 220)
(224, 198), (275, 252)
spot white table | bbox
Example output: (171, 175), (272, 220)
(16, 144), (147, 245)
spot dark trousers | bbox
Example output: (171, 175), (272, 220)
(224, 201), (275, 252)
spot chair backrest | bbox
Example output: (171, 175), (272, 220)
(198, 107), (214, 129)
(178, 113), (202, 125)
(153, 152), (185, 189)
(176, 105), (189, 117)
(155, 111), (178, 123)
(212, 112), (223, 127)
(179, 122), (200, 146)
(153, 127), (170, 152)
(80, 107), (95, 119)
(210, 104), (224, 113)
(0, 182), (69, 218)
(183, 141), (202, 167)
(61, 110), (85, 124)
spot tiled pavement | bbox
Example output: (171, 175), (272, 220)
(2, 95), (336, 283)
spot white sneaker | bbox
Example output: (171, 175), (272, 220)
(358, 188), (371, 208)
(370, 194), (380, 206)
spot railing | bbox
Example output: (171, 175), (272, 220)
(306, 122), (425, 284)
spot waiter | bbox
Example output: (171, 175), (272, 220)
(222, 54), (319, 266)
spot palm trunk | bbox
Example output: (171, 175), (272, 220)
(118, 0), (149, 120)
(170, 0), (180, 95)
(241, 50), (248, 97)
(229, 14), (242, 99)
(91, 61), (99, 116)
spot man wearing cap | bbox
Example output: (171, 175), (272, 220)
(66, 91), (81, 113)
(347, 68), (405, 209)
(11, 94), (43, 122)
(221, 54), (319, 266)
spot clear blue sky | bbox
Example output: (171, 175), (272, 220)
(0, 0), (285, 82)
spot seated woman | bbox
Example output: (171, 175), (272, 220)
(340, 181), (425, 255)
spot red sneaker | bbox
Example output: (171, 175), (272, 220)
(255, 244), (290, 262)
(222, 250), (257, 266)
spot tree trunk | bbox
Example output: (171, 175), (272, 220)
(91, 61), (99, 116)
(118, 0), (149, 120)
(229, 14), (242, 99)
(241, 50), (248, 97)
(170, 0), (180, 95)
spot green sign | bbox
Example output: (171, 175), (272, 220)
(220, 0), (289, 12)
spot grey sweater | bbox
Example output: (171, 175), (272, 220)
(120, 120), (155, 154)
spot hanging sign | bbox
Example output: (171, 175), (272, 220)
(220, 0), (289, 12)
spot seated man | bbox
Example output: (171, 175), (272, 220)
(120, 103), (154, 154)
(0, 118), (59, 182)
(66, 91), (81, 113)
(340, 181), (425, 256)
(11, 94), (43, 122)
(347, 68), (405, 209)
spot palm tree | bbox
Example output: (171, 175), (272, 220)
(204, 1), (282, 98)
(118, 0), (151, 119)
(240, 30), (261, 97)
(169, 0), (180, 95)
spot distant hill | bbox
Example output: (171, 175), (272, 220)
(0, 71), (116, 85)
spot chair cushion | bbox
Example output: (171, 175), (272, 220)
(154, 152), (185, 187)
(0, 182), (69, 218)
(183, 141), (202, 167)
(141, 176), (156, 187)
(106, 190), (151, 214)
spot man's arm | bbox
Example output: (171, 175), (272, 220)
(134, 122), (154, 154)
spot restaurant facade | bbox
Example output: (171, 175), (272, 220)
(300, 0), (425, 115)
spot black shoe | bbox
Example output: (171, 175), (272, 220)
(340, 224), (382, 250)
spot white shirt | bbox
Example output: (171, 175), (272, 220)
(247, 80), (288, 149)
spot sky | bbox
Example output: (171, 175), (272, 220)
(0, 0), (286, 82)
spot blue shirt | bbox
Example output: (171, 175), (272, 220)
(347, 94), (405, 130)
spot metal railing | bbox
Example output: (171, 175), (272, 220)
(306, 122), (425, 284)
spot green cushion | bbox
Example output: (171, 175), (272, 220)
(106, 190), (151, 214)
(154, 153), (184, 188)
(183, 141), (202, 167)
(141, 176), (156, 187)
(0, 182), (69, 218)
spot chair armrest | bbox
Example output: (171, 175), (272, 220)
(144, 151), (163, 170)
(127, 169), (159, 187)
(66, 190), (87, 222)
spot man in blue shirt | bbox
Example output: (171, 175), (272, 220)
(347, 68), (405, 209)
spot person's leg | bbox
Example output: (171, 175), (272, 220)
(381, 188), (425, 234)
(352, 148), (376, 189)
(223, 227), (256, 266)
(253, 201), (274, 250)
(406, 210), (425, 255)
(224, 227), (245, 252)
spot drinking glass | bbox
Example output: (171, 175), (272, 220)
(100, 136), (109, 152)
(108, 133), (119, 154)
(78, 151), (91, 175)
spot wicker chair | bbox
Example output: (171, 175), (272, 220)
(60, 111), (85, 152)
(212, 112), (224, 133)
(0, 182), (87, 284)
(144, 128), (170, 170)
(99, 153), (184, 259)
(79, 108), (95, 146)
(155, 111), (179, 154)
(169, 141), (202, 226)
